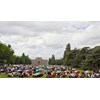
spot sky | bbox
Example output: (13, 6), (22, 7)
(0, 21), (100, 59)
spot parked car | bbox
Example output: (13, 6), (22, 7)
(33, 70), (43, 77)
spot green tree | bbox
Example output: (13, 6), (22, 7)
(66, 43), (71, 51)
(48, 58), (52, 65)
(56, 58), (63, 65)
(82, 46), (100, 70)
(51, 54), (56, 65)
(63, 43), (71, 65)
(15, 56), (21, 64)
(72, 47), (90, 68)
(0, 42), (15, 65)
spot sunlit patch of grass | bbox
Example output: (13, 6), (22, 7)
(0, 73), (8, 78)
(76, 68), (84, 72)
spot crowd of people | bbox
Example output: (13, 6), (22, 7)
(0, 65), (100, 78)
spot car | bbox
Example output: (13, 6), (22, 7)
(33, 71), (43, 77)
(7, 73), (14, 77)
(21, 72), (30, 77)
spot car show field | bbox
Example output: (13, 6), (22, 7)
(0, 65), (100, 78)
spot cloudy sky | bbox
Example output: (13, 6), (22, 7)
(0, 21), (100, 59)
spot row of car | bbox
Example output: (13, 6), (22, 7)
(0, 65), (44, 77)
(1, 65), (100, 78)
(0, 65), (68, 78)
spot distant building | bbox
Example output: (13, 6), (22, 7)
(31, 57), (48, 66)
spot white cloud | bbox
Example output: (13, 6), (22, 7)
(0, 21), (100, 59)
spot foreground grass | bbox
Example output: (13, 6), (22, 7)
(0, 73), (47, 78)
(0, 73), (8, 78)
(75, 68), (84, 72)
(0, 73), (30, 78)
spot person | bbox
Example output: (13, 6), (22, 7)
(47, 70), (51, 78)
(80, 72), (85, 78)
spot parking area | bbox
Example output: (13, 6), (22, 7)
(0, 65), (100, 78)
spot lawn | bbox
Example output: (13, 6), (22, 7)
(75, 68), (84, 72)
(0, 73), (8, 78)
(0, 73), (45, 78)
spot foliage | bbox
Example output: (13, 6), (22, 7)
(0, 41), (31, 65)
(62, 44), (100, 69)
(15, 53), (32, 64)
(0, 42), (14, 65)
(49, 54), (56, 65)
(45, 43), (100, 70)
(63, 43), (71, 65)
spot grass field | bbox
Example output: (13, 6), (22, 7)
(0, 73), (47, 78)
(0, 73), (8, 78)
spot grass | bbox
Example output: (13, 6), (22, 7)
(75, 68), (84, 72)
(0, 73), (8, 78)
(0, 73), (32, 78)
(41, 74), (47, 78)
(0, 73), (46, 78)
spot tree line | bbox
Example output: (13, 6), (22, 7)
(0, 41), (31, 65)
(1, 41), (100, 69)
(49, 43), (100, 70)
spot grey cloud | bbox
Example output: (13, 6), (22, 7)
(0, 21), (100, 59)
(0, 21), (93, 35)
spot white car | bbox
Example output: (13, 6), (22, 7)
(8, 73), (13, 77)
(33, 71), (43, 77)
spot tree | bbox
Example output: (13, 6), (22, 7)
(63, 43), (71, 65)
(0, 42), (15, 65)
(56, 58), (63, 65)
(62, 43), (100, 69)
(51, 54), (56, 65)
(0, 41), (31, 65)
(15, 56), (21, 64)
(68, 48), (79, 67)
(48, 58), (52, 65)
(20, 53), (26, 64)
(82, 46), (100, 70)
(66, 43), (71, 51)
(15, 53), (32, 65)
(49, 55), (56, 65)
(71, 47), (90, 68)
